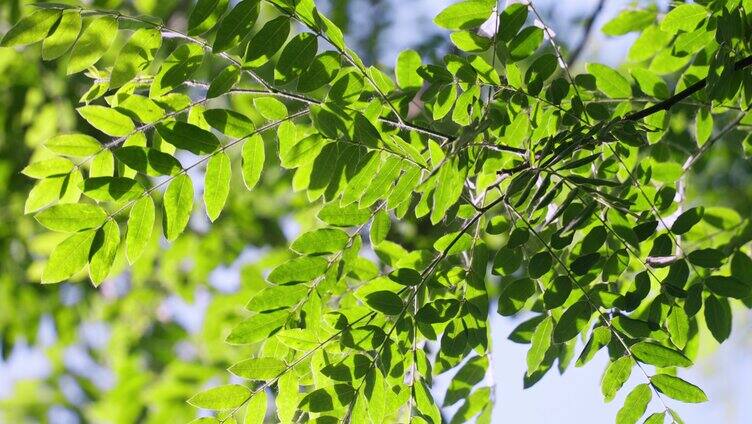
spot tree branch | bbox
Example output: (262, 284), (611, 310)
(567, 0), (606, 67)
(626, 55), (752, 121)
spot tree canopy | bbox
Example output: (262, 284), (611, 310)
(2, 0), (752, 423)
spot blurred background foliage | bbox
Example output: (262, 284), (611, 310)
(1, 0), (751, 423)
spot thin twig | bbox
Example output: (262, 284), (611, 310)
(567, 0), (607, 67)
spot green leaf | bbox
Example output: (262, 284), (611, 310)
(78, 105), (135, 137)
(22, 158), (75, 179)
(243, 390), (267, 424)
(254, 97), (288, 120)
(553, 301), (593, 343)
(275, 33), (318, 84)
(365, 291), (404, 315)
(628, 25), (672, 62)
(245, 16), (290, 68)
(82, 177), (142, 202)
(45, 134), (102, 157)
(291, 228), (349, 254)
(498, 3), (528, 42)
(527, 316), (553, 375)
(631, 341), (692, 367)
(704, 275), (751, 299)
(674, 27), (715, 56)
(570, 252), (601, 275)
(318, 203), (371, 227)
(630, 68), (669, 99)
(731, 251), (752, 284)
(431, 157), (466, 223)
(389, 268), (422, 286)
(508, 27), (544, 62)
(207, 65), (240, 98)
(150, 44), (205, 97)
(1, 9), (61, 47)
(529, 252), (552, 279)
(667, 307), (689, 350)
(204, 152), (231, 222)
(188, 0), (229, 35)
(327, 71), (364, 104)
(577, 326), (612, 367)
(213, 0), (259, 52)
(395, 49), (422, 89)
(156, 121), (220, 155)
(415, 378), (442, 424)
(433, 84), (458, 120)
(67, 17), (118, 75)
(602, 9), (656, 36)
(35, 203), (107, 232)
(687, 248), (725, 268)
(704, 294), (731, 343)
(114, 146), (182, 176)
(544, 275), (572, 309)
(162, 174), (194, 241)
(615, 384), (651, 424)
(117, 95), (166, 124)
(240, 134), (265, 190)
(25, 172), (83, 214)
(660, 4), (707, 34)
(365, 368), (387, 424)
(267, 256), (328, 284)
(125, 196), (154, 264)
(42, 11), (81, 60)
(497, 277), (535, 316)
(188, 385), (251, 410)
(226, 311), (288, 344)
(695, 109), (713, 146)
(204, 109), (255, 138)
(276, 328), (320, 351)
(587, 63), (631, 98)
(42, 230), (97, 284)
(276, 373), (298, 424)
(601, 356), (633, 402)
(89, 219), (120, 284)
(370, 210), (391, 245)
(671, 207), (703, 235)
(110, 28), (161, 88)
(434, 0), (494, 30)
(651, 374), (707, 403)
(297, 51), (341, 92)
(524, 54), (558, 95)
(246, 284), (308, 312)
(450, 30), (491, 52)
(505, 113), (531, 147)
(229, 357), (287, 380)
(643, 412), (666, 424)
(90, 150), (114, 178)
(433, 232), (473, 256)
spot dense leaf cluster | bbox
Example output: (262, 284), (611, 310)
(3, 0), (752, 422)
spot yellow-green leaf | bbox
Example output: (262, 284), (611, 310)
(163, 174), (194, 241)
(126, 196), (154, 264)
(204, 152), (231, 222)
(42, 230), (97, 284)
(67, 17), (118, 74)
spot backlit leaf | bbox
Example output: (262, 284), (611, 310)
(67, 17), (118, 75)
(162, 174), (194, 241)
(204, 152), (231, 222)
(651, 374), (707, 403)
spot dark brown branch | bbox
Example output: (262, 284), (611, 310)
(567, 0), (606, 67)
(626, 55), (752, 121)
